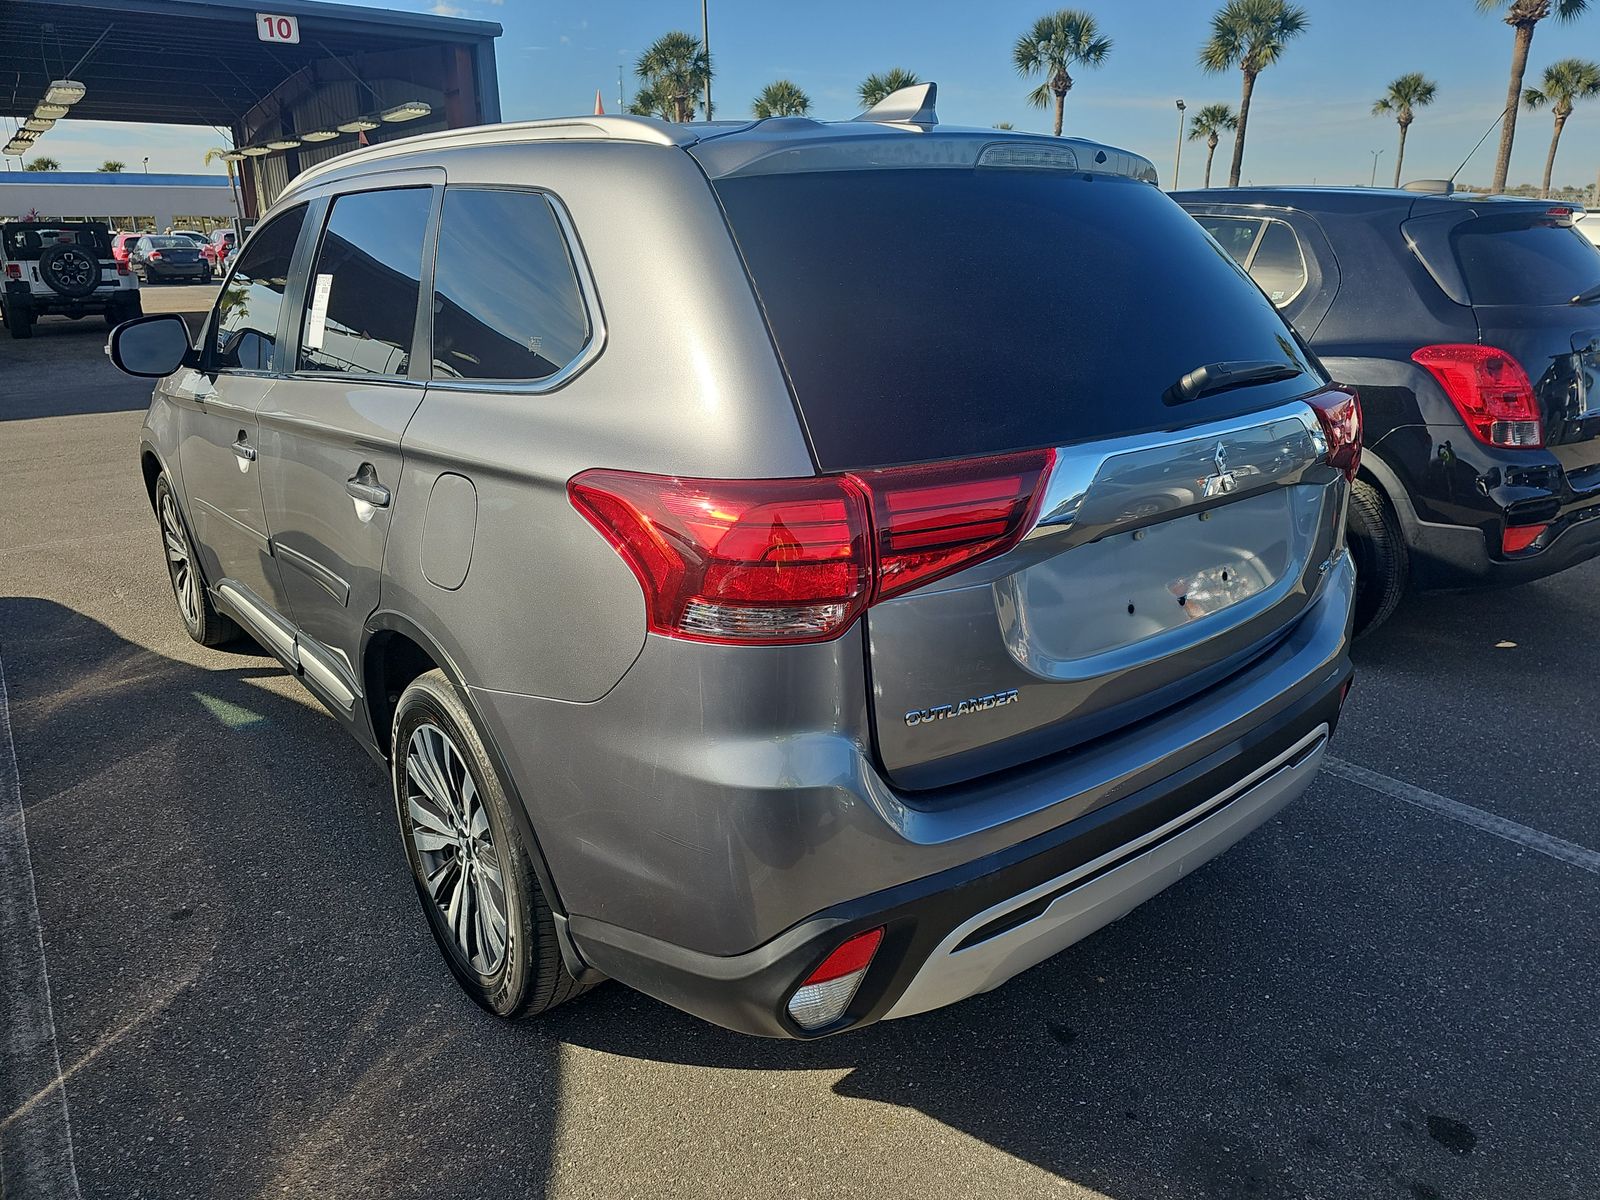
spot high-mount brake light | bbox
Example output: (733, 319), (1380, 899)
(1412, 345), (1542, 448)
(568, 449), (1055, 646)
(1306, 388), (1362, 482)
(786, 927), (884, 1030)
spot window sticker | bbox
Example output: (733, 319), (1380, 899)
(305, 272), (334, 350)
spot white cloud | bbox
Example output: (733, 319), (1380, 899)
(430, 1), (465, 14)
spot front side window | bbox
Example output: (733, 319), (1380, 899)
(297, 187), (432, 377)
(429, 188), (591, 382)
(213, 205), (307, 372)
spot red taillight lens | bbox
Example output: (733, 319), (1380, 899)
(855, 450), (1057, 601)
(1307, 387), (1362, 482)
(787, 927), (884, 1030)
(1412, 344), (1542, 448)
(1503, 523), (1547, 554)
(568, 471), (873, 644)
(148, 251), (163, 260)
(569, 449), (1055, 646)
(4, 263), (19, 279)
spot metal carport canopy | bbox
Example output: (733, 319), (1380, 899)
(0, 0), (502, 127)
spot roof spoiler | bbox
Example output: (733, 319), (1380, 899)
(854, 82), (938, 128)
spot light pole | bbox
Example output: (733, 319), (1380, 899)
(701, 0), (711, 121)
(142, 156), (149, 174)
(1173, 99), (1186, 190)
(1369, 149), (1384, 188)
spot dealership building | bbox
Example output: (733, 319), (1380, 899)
(0, 171), (236, 232)
(1, 0), (502, 218)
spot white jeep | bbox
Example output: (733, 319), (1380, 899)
(1, 221), (142, 339)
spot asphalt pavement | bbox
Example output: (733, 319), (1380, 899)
(0, 288), (1596, 1200)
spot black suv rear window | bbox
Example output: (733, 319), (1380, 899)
(713, 169), (1317, 470)
(1452, 214), (1600, 307)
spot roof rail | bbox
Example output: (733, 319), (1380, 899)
(853, 82), (938, 128)
(282, 115), (692, 198)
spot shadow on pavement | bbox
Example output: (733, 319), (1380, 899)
(3, 587), (1596, 1200)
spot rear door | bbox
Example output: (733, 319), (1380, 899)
(711, 162), (1347, 790)
(255, 179), (439, 713)
(175, 203), (308, 649)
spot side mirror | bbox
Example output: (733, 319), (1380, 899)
(106, 313), (195, 378)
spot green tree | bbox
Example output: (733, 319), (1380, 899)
(1523, 57), (1600, 196)
(1199, 0), (1310, 187)
(752, 79), (811, 118)
(1012, 10), (1113, 137)
(993, 122), (1016, 130)
(633, 31), (711, 123)
(1372, 73), (1438, 187)
(857, 68), (921, 109)
(98, 160), (125, 173)
(1478, 0), (1589, 194)
(23, 155), (60, 171)
(1187, 103), (1239, 188)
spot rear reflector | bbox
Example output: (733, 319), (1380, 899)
(787, 928), (883, 1031)
(1306, 387), (1362, 482)
(568, 449), (1054, 645)
(1503, 523), (1546, 554)
(1412, 345), (1542, 449)
(4, 263), (19, 280)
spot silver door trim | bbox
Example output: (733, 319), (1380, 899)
(215, 581), (296, 662)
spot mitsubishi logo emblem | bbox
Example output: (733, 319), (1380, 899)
(1203, 442), (1238, 498)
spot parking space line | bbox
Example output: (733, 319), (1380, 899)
(0, 657), (84, 1200)
(1324, 755), (1600, 878)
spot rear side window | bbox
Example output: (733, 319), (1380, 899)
(714, 169), (1317, 470)
(1197, 216), (1263, 265)
(214, 204), (307, 373)
(298, 187), (432, 377)
(429, 188), (590, 382)
(1452, 215), (1600, 306)
(1249, 221), (1308, 306)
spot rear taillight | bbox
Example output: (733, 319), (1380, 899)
(1412, 345), (1542, 448)
(115, 261), (128, 276)
(4, 263), (19, 280)
(568, 449), (1054, 646)
(1307, 387), (1362, 482)
(148, 251), (163, 260)
(787, 927), (883, 1030)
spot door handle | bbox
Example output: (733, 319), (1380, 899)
(345, 471), (391, 508)
(231, 435), (256, 462)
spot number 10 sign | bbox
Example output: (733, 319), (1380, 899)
(256, 12), (301, 43)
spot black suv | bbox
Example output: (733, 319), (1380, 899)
(1174, 187), (1600, 632)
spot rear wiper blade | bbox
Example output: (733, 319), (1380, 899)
(1571, 282), (1600, 305)
(1164, 360), (1302, 405)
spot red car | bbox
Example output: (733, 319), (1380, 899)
(201, 228), (236, 271)
(110, 232), (142, 272)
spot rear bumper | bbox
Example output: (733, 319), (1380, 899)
(1385, 482), (1600, 591)
(569, 676), (1345, 1037)
(550, 555), (1354, 1038)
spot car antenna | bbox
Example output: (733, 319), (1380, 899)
(1448, 103), (1512, 188)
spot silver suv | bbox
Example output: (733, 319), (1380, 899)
(109, 85), (1359, 1038)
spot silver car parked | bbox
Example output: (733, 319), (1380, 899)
(109, 85), (1359, 1038)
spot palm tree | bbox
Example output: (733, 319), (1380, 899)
(1372, 73), (1438, 187)
(1012, 10), (1113, 137)
(98, 160), (125, 173)
(627, 79), (675, 119)
(752, 79), (811, 119)
(858, 68), (921, 109)
(1523, 57), (1600, 196)
(23, 155), (60, 172)
(1187, 103), (1238, 188)
(203, 147), (246, 226)
(1478, 1), (1589, 194)
(1198, 0), (1310, 187)
(634, 30), (712, 123)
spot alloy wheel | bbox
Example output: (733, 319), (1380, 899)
(404, 722), (509, 975)
(159, 488), (200, 629)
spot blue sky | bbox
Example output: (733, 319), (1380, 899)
(14, 0), (1600, 189)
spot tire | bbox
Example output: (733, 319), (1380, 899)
(1347, 478), (1409, 636)
(38, 242), (98, 298)
(154, 474), (241, 647)
(4, 303), (32, 339)
(201, 268), (213, 284)
(392, 670), (591, 1019)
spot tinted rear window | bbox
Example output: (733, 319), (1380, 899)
(713, 169), (1317, 470)
(3, 224), (112, 261)
(1453, 215), (1600, 306)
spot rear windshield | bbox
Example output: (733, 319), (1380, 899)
(713, 168), (1318, 470)
(1452, 214), (1600, 306)
(3, 224), (112, 262)
(145, 236), (192, 250)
